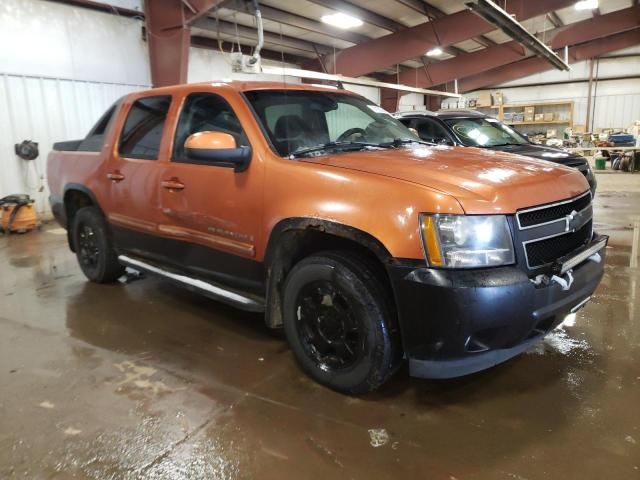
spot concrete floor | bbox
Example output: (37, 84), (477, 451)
(1, 172), (639, 480)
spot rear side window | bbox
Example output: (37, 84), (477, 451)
(77, 101), (120, 152)
(119, 95), (172, 160)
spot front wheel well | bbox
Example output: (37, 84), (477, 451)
(264, 220), (396, 329)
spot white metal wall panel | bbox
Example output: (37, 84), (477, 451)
(0, 73), (145, 214)
(398, 93), (426, 112)
(0, 0), (150, 85)
(344, 84), (381, 105)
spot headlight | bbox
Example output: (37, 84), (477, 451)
(420, 214), (515, 268)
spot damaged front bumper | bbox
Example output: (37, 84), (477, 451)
(387, 234), (607, 379)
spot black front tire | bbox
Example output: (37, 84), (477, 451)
(283, 251), (401, 394)
(72, 206), (124, 283)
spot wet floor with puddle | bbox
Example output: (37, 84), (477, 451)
(0, 173), (638, 479)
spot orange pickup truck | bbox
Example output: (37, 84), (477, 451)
(48, 81), (607, 393)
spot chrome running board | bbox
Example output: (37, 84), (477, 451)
(118, 255), (265, 312)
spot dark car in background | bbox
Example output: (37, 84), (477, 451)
(394, 110), (597, 195)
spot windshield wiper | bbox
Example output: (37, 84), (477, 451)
(487, 142), (523, 147)
(379, 138), (434, 147)
(290, 141), (382, 158)
(290, 138), (433, 158)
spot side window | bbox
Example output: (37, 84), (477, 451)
(119, 95), (172, 160)
(173, 93), (249, 162)
(77, 102), (119, 152)
(414, 118), (451, 144)
(396, 118), (413, 128)
(325, 103), (373, 140)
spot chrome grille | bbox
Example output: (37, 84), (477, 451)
(516, 192), (593, 269)
(517, 191), (591, 229)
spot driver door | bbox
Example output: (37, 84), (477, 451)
(156, 91), (264, 292)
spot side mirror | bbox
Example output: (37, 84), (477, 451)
(184, 131), (251, 172)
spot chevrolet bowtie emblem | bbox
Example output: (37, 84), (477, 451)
(565, 210), (579, 232)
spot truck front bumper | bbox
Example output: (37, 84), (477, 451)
(387, 235), (607, 379)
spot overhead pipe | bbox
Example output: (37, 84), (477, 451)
(247, 0), (264, 65)
(465, 0), (570, 71)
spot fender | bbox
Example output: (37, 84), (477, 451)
(62, 183), (104, 252)
(264, 217), (394, 267)
(263, 217), (395, 328)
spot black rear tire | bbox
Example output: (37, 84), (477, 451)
(72, 206), (124, 283)
(283, 251), (402, 394)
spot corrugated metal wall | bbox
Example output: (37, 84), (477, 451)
(0, 73), (145, 213)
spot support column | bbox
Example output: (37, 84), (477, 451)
(145, 0), (191, 87)
(425, 95), (442, 112)
(381, 89), (400, 113)
(144, 0), (227, 87)
(585, 58), (595, 130)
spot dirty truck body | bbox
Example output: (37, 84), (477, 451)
(47, 82), (607, 393)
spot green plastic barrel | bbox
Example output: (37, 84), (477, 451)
(595, 157), (607, 170)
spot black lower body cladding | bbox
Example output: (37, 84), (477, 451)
(387, 235), (607, 379)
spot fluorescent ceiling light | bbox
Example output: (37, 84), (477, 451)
(321, 12), (363, 29)
(575, 0), (598, 10)
(426, 47), (443, 57)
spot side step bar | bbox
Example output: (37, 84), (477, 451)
(118, 255), (265, 312)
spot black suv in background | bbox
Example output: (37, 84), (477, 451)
(394, 110), (597, 195)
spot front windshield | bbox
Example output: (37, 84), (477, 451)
(443, 117), (529, 147)
(244, 89), (419, 157)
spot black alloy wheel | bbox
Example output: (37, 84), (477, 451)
(283, 251), (402, 394)
(295, 280), (364, 372)
(72, 206), (124, 283)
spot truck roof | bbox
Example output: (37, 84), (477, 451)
(132, 80), (356, 96)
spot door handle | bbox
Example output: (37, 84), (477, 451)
(107, 171), (125, 182)
(161, 179), (185, 191)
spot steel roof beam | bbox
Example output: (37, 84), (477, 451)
(382, 5), (640, 89)
(307, 0), (576, 77)
(458, 29), (640, 92)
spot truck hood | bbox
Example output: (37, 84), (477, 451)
(301, 145), (590, 214)
(486, 143), (587, 166)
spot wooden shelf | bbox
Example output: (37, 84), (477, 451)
(475, 100), (574, 132)
(503, 101), (573, 108)
(507, 120), (571, 125)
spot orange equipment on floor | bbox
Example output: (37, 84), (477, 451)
(0, 195), (39, 233)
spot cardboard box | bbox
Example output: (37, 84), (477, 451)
(535, 114), (544, 122)
(524, 106), (535, 114)
(476, 92), (492, 107)
(524, 113), (534, 122)
(543, 112), (554, 122)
